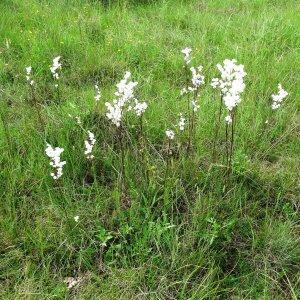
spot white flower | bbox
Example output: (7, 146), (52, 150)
(191, 100), (200, 112)
(211, 59), (246, 111)
(190, 66), (205, 91)
(25, 66), (32, 75)
(271, 84), (288, 110)
(166, 129), (175, 140)
(94, 84), (101, 101)
(181, 47), (192, 65)
(25, 66), (34, 85)
(180, 87), (188, 96)
(178, 113), (186, 131)
(114, 71), (138, 105)
(74, 215), (79, 222)
(75, 116), (81, 125)
(133, 100), (147, 117)
(211, 78), (220, 89)
(64, 277), (82, 290)
(50, 56), (61, 80)
(45, 143), (66, 180)
(181, 66), (205, 95)
(84, 131), (96, 159)
(105, 102), (122, 127)
(105, 71), (138, 126)
(225, 115), (232, 124)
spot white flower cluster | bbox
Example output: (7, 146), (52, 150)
(178, 113), (186, 131)
(181, 47), (192, 65)
(166, 129), (175, 140)
(64, 276), (82, 290)
(180, 87), (188, 96)
(133, 100), (148, 117)
(105, 71), (147, 127)
(94, 84), (101, 101)
(50, 56), (61, 87)
(189, 66), (205, 91)
(180, 49), (205, 113)
(191, 100), (200, 112)
(84, 131), (96, 159)
(75, 116), (81, 125)
(225, 115), (232, 124)
(211, 59), (246, 112)
(271, 84), (288, 110)
(25, 66), (34, 86)
(45, 144), (66, 180)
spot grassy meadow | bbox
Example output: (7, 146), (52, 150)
(1, 0), (300, 299)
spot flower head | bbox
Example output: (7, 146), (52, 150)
(211, 59), (246, 111)
(180, 87), (188, 96)
(191, 100), (200, 112)
(105, 71), (139, 126)
(181, 47), (192, 65)
(178, 113), (186, 131)
(225, 115), (232, 124)
(94, 84), (101, 101)
(45, 143), (66, 180)
(74, 215), (79, 222)
(25, 66), (34, 85)
(105, 102), (122, 127)
(50, 56), (61, 80)
(166, 129), (175, 140)
(84, 131), (96, 159)
(133, 100), (148, 117)
(271, 84), (288, 110)
(190, 66), (205, 91)
(75, 116), (81, 125)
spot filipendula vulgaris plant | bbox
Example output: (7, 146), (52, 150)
(180, 48), (205, 151)
(50, 56), (62, 101)
(45, 144), (66, 180)
(94, 83), (101, 111)
(271, 84), (288, 110)
(83, 130), (96, 181)
(211, 59), (246, 169)
(264, 83), (289, 128)
(25, 66), (44, 129)
(164, 128), (175, 186)
(105, 71), (147, 193)
(84, 130), (96, 160)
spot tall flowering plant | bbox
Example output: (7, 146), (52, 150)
(105, 71), (148, 194)
(45, 144), (66, 180)
(25, 66), (44, 128)
(211, 59), (246, 168)
(271, 84), (288, 110)
(180, 48), (205, 150)
(50, 56), (62, 101)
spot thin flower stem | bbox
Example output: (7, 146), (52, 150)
(184, 65), (192, 152)
(117, 126), (126, 193)
(164, 139), (171, 185)
(190, 89), (198, 144)
(212, 94), (223, 162)
(225, 123), (229, 165)
(228, 110), (236, 171)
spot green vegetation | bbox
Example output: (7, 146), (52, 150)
(1, 0), (299, 299)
